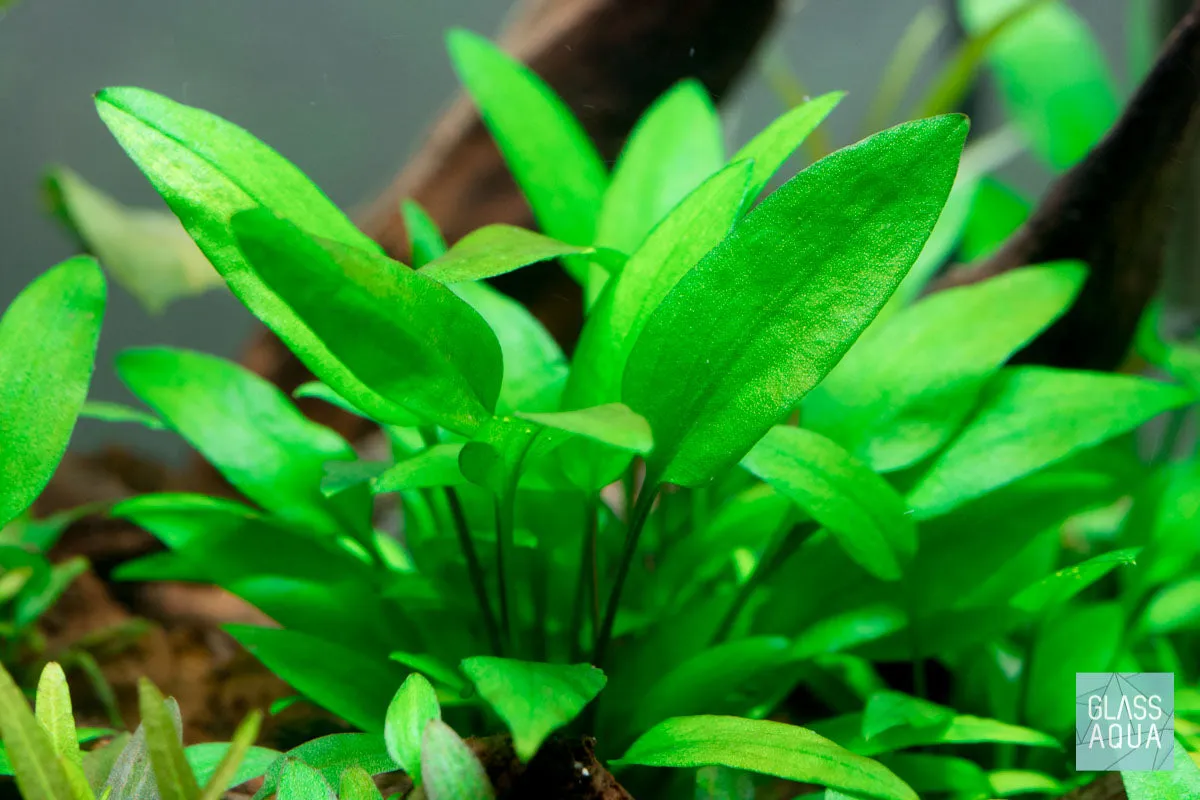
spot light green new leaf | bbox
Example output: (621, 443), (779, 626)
(803, 262), (1084, 473)
(1011, 548), (1141, 614)
(861, 692), (954, 742)
(743, 427), (916, 581)
(988, 769), (1065, 796)
(0, 661), (78, 800)
(624, 115), (968, 487)
(35, 663), (81, 771)
(197, 712), (262, 800)
(733, 92), (844, 200)
(419, 224), (591, 284)
(460, 657), (605, 762)
(1123, 744), (1200, 798)
(401, 200), (447, 268)
(46, 166), (222, 313)
(0, 256), (105, 529)
(372, 444), (468, 494)
(93, 88), (411, 423)
(448, 29), (607, 249)
(958, 0), (1118, 170)
(277, 759), (335, 800)
(384, 674), (441, 785)
(338, 766), (383, 800)
(117, 348), (367, 538)
(226, 626), (408, 734)
(138, 682), (199, 800)
(907, 368), (1191, 517)
(80, 401), (165, 430)
(420, 720), (495, 800)
(615, 716), (917, 800)
(186, 742), (278, 792)
(232, 210), (502, 432)
(596, 79), (725, 259)
(252, 734), (399, 800)
(518, 403), (653, 455)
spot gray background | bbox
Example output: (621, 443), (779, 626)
(0, 0), (1126, 461)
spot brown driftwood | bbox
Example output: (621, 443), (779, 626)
(930, 0), (1200, 370)
(1061, 774), (1126, 800)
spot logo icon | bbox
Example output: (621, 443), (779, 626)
(1076, 673), (1173, 771)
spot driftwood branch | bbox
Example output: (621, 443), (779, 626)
(929, 0), (1200, 370)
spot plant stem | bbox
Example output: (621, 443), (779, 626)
(711, 520), (816, 644)
(593, 482), (658, 667)
(493, 494), (515, 653)
(568, 500), (599, 663)
(444, 487), (503, 656)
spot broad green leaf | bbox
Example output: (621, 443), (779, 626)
(337, 766), (383, 800)
(460, 657), (605, 762)
(615, 716), (917, 800)
(225, 626), (408, 733)
(185, 743), (279, 791)
(0, 256), (105, 529)
(517, 403), (653, 455)
(80, 401), (165, 430)
(988, 769), (1064, 797)
(958, 0), (1119, 170)
(596, 80), (725, 260)
(879, 753), (990, 797)
(1024, 603), (1124, 732)
(45, 166), (221, 313)
(419, 224), (590, 284)
(138, 682), (199, 800)
(447, 29), (607, 249)
(808, 711), (1059, 757)
(448, 281), (567, 414)
(733, 92), (844, 200)
(117, 348), (367, 538)
(1012, 548), (1141, 614)
(803, 262), (1085, 472)
(743, 427), (915, 581)
(277, 759), (335, 800)
(0, 660), (77, 799)
(197, 712), (262, 800)
(35, 663), (81, 770)
(958, 176), (1031, 262)
(1141, 576), (1200, 635)
(861, 692), (954, 742)
(252, 734), (399, 800)
(94, 88), (409, 423)
(567, 160), (754, 412)
(420, 720), (495, 800)
(623, 115), (968, 487)
(232, 210), (502, 432)
(384, 674), (441, 785)
(907, 368), (1191, 517)
(1123, 744), (1200, 798)
(373, 445), (468, 493)
(400, 200), (447, 268)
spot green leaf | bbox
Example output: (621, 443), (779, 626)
(623, 115), (968, 487)
(82, 733), (128, 791)
(231, 209), (502, 433)
(94, 88), (406, 424)
(733, 93), (844, 201)
(400, 200), (447, 268)
(16, 555), (88, 632)
(447, 29), (607, 249)
(803, 262), (1085, 472)
(879, 753), (990, 797)
(35, 663), (81, 771)
(1012, 548), (1141, 614)
(45, 165), (221, 314)
(958, 176), (1031, 262)
(384, 674), (441, 785)
(517, 403), (653, 455)
(808, 711), (1060, 757)
(958, 0), (1119, 170)
(337, 766), (383, 800)
(138, 681), (199, 800)
(277, 759), (335, 800)
(79, 401), (165, 430)
(0, 256), (105, 529)
(419, 720), (495, 800)
(373, 445), (468, 493)
(0, 660), (78, 800)
(419, 224), (591, 284)
(743, 427), (916, 581)
(906, 368), (1191, 517)
(185, 743), (279, 791)
(459, 657), (605, 762)
(1123, 745), (1200, 798)
(987, 769), (1064, 797)
(1141, 576), (1200, 635)
(104, 724), (156, 800)
(1023, 603), (1124, 732)
(197, 712), (262, 800)
(861, 692), (954, 741)
(117, 348), (367, 538)
(596, 79), (724, 260)
(614, 716), (917, 800)
(225, 626), (407, 734)
(252, 734), (399, 800)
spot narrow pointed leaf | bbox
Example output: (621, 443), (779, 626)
(0, 256), (105, 529)
(624, 116), (968, 487)
(732, 92), (844, 200)
(401, 200), (447, 268)
(185, 743), (279, 791)
(80, 401), (165, 430)
(420, 720), (495, 800)
(518, 403), (653, 455)
(197, 712), (262, 800)
(1012, 548), (1141, 614)
(0, 661), (77, 800)
(384, 674), (441, 786)
(35, 663), (81, 770)
(138, 682), (199, 800)
(419, 224), (590, 283)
